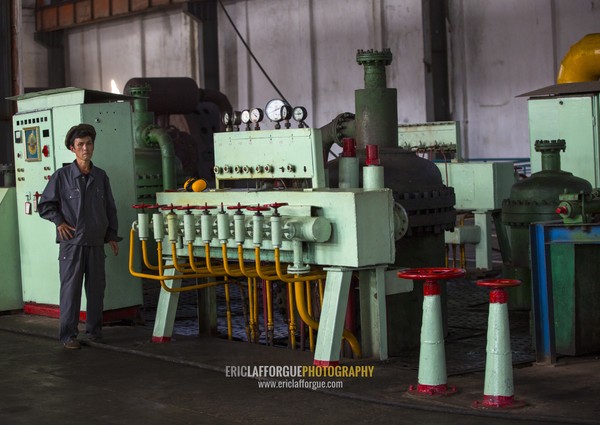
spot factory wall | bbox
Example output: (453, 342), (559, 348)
(17, 0), (600, 160)
(218, 0), (426, 130)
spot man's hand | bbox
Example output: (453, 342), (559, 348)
(57, 222), (76, 241)
(108, 240), (119, 256)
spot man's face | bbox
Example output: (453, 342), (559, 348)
(70, 136), (94, 161)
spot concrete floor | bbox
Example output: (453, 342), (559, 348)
(0, 314), (599, 425)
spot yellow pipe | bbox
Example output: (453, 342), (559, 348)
(221, 243), (244, 277)
(170, 243), (195, 273)
(254, 247), (281, 281)
(247, 279), (255, 342)
(224, 283), (232, 340)
(204, 243), (228, 276)
(253, 277), (259, 343)
(306, 281), (314, 352)
(288, 281), (296, 349)
(292, 279), (362, 358)
(128, 230), (225, 292)
(142, 240), (159, 270)
(318, 279), (324, 306)
(273, 247), (326, 282)
(557, 34), (600, 83)
(266, 280), (274, 345)
(238, 245), (261, 278)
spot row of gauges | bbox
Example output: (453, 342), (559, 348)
(222, 99), (308, 130)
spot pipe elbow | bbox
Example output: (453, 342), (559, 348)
(557, 33), (600, 84)
(144, 126), (177, 190)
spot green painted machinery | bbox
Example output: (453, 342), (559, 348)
(501, 139), (592, 309)
(10, 88), (143, 316)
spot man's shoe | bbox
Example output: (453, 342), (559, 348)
(89, 335), (104, 344)
(63, 339), (81, 350)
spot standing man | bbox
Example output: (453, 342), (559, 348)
(39, 124), (119, 349)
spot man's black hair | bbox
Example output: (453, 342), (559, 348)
(65, 124), (97, 149)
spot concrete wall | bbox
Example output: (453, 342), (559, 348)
(65, 9), (200, 94)
(449, 0), (600, 160)
(218, 0), (426, 129)
(18, 0), (600, 159)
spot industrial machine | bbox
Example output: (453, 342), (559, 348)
(523, 81), (600, 187)
(0, 165), (22, 312)
(129, 49), (457, 364)
(398, 121), (517, 271)
(501, 139), (592, 309)
(10, 88), (143, 318)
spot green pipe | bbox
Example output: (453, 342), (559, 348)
(143, 126), (177, 191)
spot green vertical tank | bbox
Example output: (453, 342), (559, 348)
(501, 139), (592, 308)
(355, 49), (456, 353)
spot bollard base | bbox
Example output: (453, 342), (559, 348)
(472, 395), (527, 409)
(408, 383), (457, 396)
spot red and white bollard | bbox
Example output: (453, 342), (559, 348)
(473, 278), (526, 409)
(398, 267), (466, 396)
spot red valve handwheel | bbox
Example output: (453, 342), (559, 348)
(246, 204), (270, 212)
(132, 203), (153, 209)
(556, 206), (568, 215)
(194, 203), (217, 211)
(476, 278), (521, 289)
(159, 204), (177, 211)
(227, 202), (249, 210)
(267, 202), (288, 209)
(133, 203), (164, 210)
(176, 204), (195, 211)
(398, 267), (466, 281)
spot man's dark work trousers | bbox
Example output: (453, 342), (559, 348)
(59, 244), (106, 342)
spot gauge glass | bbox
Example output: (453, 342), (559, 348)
(293, 106), (307, 122)
(280, 105), (292, 120)
(232, 111), (243, 126)
(241, 109), (251, 124)
(222, 111), (231, 125)
(265, 99), (287, 122)
(250, 108), (264, 123)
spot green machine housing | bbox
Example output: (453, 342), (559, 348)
(11, 88), (143, 317)
(519, 82), (600, 355)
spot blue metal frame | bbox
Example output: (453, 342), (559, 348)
(529, 221), (600, 364)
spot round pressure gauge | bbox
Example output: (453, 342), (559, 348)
(292, 106), (307, 122)
(232, 111), (243, 126)
(222, 111), (231, 126)
(265, 99), (288, 122)
(250, 108), (264, 123)
(241, 109), (251, 124)
(280, 104), (293, 121)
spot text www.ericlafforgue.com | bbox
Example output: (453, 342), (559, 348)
(257, 379), (344, 390)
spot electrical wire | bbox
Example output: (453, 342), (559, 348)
(217, 0), (290, 105)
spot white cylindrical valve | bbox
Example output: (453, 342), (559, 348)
(166, 212), (178, 242)
(137, 212), (150, 240)
(183, 213), (196, 243)
(152, 212), (164, 241)
(217, 211), (231, 243)
(270, 215), (283, 247)
(233, 213), (246, 245)
(284, 217), (332, 243)
(252, 214), (265, 246)
(200, 213), (214, 244)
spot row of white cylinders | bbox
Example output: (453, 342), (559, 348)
(135, 210), (332, 248)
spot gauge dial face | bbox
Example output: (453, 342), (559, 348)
(250, 108), (264, 123)
(265, 99), (288, 122)
(222, 111), (231, 126)
(280, 105), (292, 121)
(293, 106), (307, 122)
(241, 109), (251, 124)
(232, 111), (243, 126)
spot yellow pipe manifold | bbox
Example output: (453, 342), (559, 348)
(557, 33), (600, 84)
